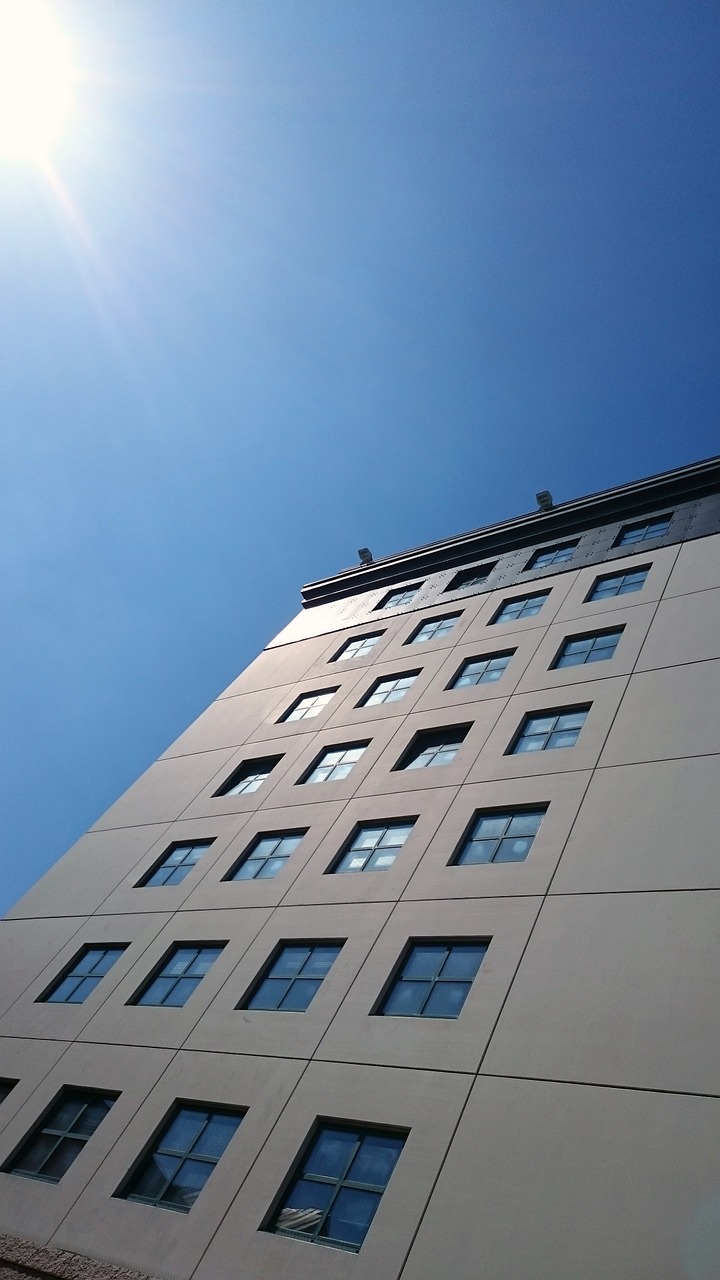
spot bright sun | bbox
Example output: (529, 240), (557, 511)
(0, 0), (74, 159)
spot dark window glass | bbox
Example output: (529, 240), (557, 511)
(450, 651), (514, 688)
(301, 744), (368, 784)
(493, 593), (549, 624)
(408, 614), (461, 644)
(215, 756), (282, 797)
(134, 945), (224, 1007)
(120, 1104), (242, 1213)
(331, 822), (415, 874)
(553, 629), (623, 669)
(454, 808), (547, 865)
(526, 542), (578, 570)
(446, 563), (496, 591)
(587, 567), (649, 601)
(377, 585), (422, 609)
(139, 841), (214, 888)
(379, 942), (488, 1018)
(270, 1123), (406, 1251)
(281, 690), (337, 722)
(615, 515), (671, 546)
(510, 707), (589, 754)
(43, 946), (127, 1005)
(334, 634), (383, 662)
(360, 672), (419, 707)
(5, 1090), (115, 1183)
(396, 726), (469, 771)
(227, 831), (306, 881)
(0, 1081), (16, 1106)
(241, 943), (342, 1012)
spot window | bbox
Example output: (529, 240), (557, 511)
(120, 1104), (242, 1213)
(552, 628), (623, 669)
(587, 566), (649, 601)
(333, 633), (383, 662)
(0, 1081), (16, 1106)
(395, 726), (469, 771)
(226, 831), (306, 881)
(378, 941), (488, 1018)
(360, 672), (419, 707)
(615, 514), (671, 546)
(453, 807), (547, 865)
(138, 841), (214, 888)
(5, 1090), (115, 1183)
(42, 945), (127, 1004)
(269, 1123), (406, 1251)
(331, 822), (415, 874)
(240, 943), (342, 1012)
(301, 743), (368, 785)
(133, 945), (224, 1007)
(446, 563), (496, 591)
(492, 592), (549, 624)
(526, 541), (578, 570)
(281, 690), (337, 722)
(510, 707), (589, 754)
(215, 756), (281, 797)
(408, 613), (461, 645)
(377, 585), (422, 609)
(450, 651), (513, 688)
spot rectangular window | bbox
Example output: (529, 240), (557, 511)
(359, 671), (420, 707)
(587, 566), (649, 601)
(268, 1123), (406, 1251)
(240, 943), (342, 1012)
(492, 592), (549, 624)
(378, 941), (488, 1018)
(407, 613), (461, 644)
(526, 542), (578, 570)
(333, 633), (383, 662)
(281, 690), (337, 722)
(214, 756), (282, 797)
(133, 945), (225, 1007)
(450, 650), (514, 688)
(300, 743), (368, 785)
(510, 706), (589, 754)
(395, 726), (470, 771)
(119, 1104), (242, 1213)
(377, 585), (422, 609)
(330, 821), (415, 874)
(445, 563), (496, 591)
(226, 831), (306, 881)
(138, 841), (214, 888)
(552, 628), (623, 669)
(5, 1090), (115, 1183)
(615, 515), (671, 546)
(42, 945), (127, 1005)
(453, 807), (547, 865)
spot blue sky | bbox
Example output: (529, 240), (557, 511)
(1, 0), (719, 915)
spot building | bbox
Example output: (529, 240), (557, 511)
(2, 455), (720, 1280)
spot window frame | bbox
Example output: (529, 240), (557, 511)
(614, 514), (672, 547)
(238, 940), (344, 1012)
(328, 820), (416, 875)
(224, 830), (307, 882)
(137, 839), (215, 889)
(551, 627), (624, 670)
(450, 805), (548, 866)
(406, 613), (462, 645)
(491, 591), (550, 624)
(117, 1101), (244, 1213)
(214, 755), (282, 798)
(358, 671), (421, 708)
(525, 541), (578, 570)
(39, 944), (128, 1005)
(585, 565), (650, 602)
(279, 689), (338, 723)
(4, 1088), (117, 1183)
(393, 725), (471, 772)
(445, 562), (496, 592)
(507, 705), (591, 755)
(374, 938), (490, 1020)
(130, 943), (226, 1008)
(376, 584), (423, 610)
(447, 650), (515, 689)
(332, 633), (384, 663)
(299, 742), (370, 785)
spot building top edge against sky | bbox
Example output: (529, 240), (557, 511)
(301, 453), (720, 608)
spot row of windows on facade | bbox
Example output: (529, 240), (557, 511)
(138, 801), (546, 892)
(39, 934), (491, 1018)
(0, 1083), (406, 1251)
(332, 564), (648, 663)
(215, 700), (592, 802)
(372, 517), (668, 610)
(282, 623), (623, 727)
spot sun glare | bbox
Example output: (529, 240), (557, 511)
(0, 0), (74, 159)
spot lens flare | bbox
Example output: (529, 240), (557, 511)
(0, 1), (74, 158)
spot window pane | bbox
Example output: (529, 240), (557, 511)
(42, 1137), (85, 1181)
(442, 945), (485, 979)
(13, 1132), (58, 1175)
(494, 836), (533, 862)
(348, 1134), (405, 1188)
(280, 979), (320, 1011)
(162, 1107), (209, 1155)
(423, 981), (469, 1018)
(191, 1112), (240, 1159)
(281, 1176), (334, 1225)
(161, 977), (198, 1006)
(73, 1098), (113, 1136)
(382, 980), (429, 1017)
(321, 1187), (380, 1247)
(130, 1153), (179, 1201)
(403, 945), (447, 979)
(46, 976), (84, 1003)
(248, 978), (291, 1010)
(474, 815), (507, 838)
(272, 947), (311, 977)
(303, 1128), (357, 1179)
(161, 1158), (210, 1210)
(303, 946), (340, 978)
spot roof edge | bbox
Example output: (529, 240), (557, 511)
(301, 454), (720, 607)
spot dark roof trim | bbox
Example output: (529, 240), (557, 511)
(301, 454), (720, 607)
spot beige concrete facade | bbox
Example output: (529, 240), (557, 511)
(2, 458), (720, 1279)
